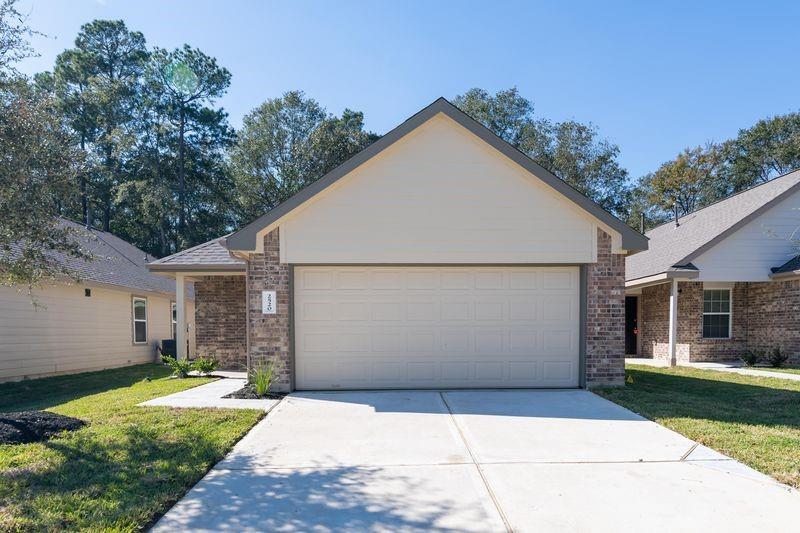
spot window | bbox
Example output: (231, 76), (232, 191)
(132, 297), (148, 344)
(703, 289), (731, 338)
(171, 302), (177, 339)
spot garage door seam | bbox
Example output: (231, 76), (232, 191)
(439, 392), (513, 533)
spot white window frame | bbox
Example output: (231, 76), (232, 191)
(171, 301), (177, 340)
(132, 296), (148, 344)
(702, 287), (732, 339)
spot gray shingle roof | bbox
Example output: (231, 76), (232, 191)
(772, 255), (800, 275)
(147, 236), (245, 271)
(7, 218), (189, 297)
(627, 170), (800, 281)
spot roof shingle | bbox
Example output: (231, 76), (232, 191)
(627, 170), (800, 281)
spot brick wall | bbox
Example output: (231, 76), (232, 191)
(194, 275), (247, 369)
(246, 228), (293, 392)
(586, 228), (626, 387)
(638, 280), (800, 364)
(746, 279), (800, 363)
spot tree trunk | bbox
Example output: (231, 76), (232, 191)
(178, 106), (186, 245)
(80, 136), (88, 226)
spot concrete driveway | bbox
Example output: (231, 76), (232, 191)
(154, 390), (798, 532)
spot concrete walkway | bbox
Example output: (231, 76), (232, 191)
(627, 358), (800, 381)
(153, 390), (798, 532)
(139, 378), (279, 410)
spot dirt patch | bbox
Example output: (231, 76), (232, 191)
(0, 411), (86, 445)
(223, 385), (285, 400)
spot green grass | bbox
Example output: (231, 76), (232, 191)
(0, 364), (263, 532)
(751, 366), (800, 375)
(598, 365), (800, 488)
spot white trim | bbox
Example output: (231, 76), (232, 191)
(668, 278), (678, 366)
(701, 285), (732, 339)
(132, 296), (148, 344)
(626, 270), (699, 289)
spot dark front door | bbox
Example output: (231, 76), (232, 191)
(625, 296), (638, 355)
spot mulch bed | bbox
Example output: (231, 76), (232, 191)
(223, 385), (285, 400)
(0, 411), (86, 445)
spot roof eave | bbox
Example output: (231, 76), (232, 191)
(625, 269), (700, 289)
(146, 263), (246, 273)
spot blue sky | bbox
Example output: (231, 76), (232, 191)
(16, 0), (800, 179)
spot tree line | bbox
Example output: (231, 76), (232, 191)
(3, 7), (800, 290)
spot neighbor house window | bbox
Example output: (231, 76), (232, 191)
(132, 297), (148, 344)
(171, 302), (177, 339)
(703, 289), (731, 339)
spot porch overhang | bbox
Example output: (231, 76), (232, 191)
(625, 269), (699, 290)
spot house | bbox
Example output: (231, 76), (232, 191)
(149, 98), (648, 391)
(0, 218), (196, 382)
(625, 170), (800, 365)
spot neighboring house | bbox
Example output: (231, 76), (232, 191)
(0, 218), (196, 382)
(148, 98), (647, 391)
(625, 170), (800, 365)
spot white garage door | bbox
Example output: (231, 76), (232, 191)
(294, 266), (580, 390)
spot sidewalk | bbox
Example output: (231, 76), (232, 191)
(626, 358), (800, 382)
(139, 378), (280, 410)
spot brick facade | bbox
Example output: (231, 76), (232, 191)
(639, 279), (800, 364)
(196, 226), (630, 390)
(194, 275), (247, 369)
(586, 229), (627, 387)
(246, 228), (293, 392)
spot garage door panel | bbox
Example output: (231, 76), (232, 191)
(295, 266), (580, 389)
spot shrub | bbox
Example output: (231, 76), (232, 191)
(766, 348), (789, 368)
(162, 355), (193, 378)
(249, 361), (274, 397)
(740, 351), (760, 367)
(193, 357), (219, 375)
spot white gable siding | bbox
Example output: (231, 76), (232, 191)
(278, 114), (602, 264)
(0, 283), (196, 382)
(694, 188), (800, 281)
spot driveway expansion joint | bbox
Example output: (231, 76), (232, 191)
(439, 392), (513, 533)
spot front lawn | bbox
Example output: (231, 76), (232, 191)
(0, 364), (263, 531)
(597, 365), (800, 488)
(752, 366), (800, 376)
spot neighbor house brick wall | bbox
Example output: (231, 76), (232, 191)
(194, 275), (247, 369)
(586, 228), (626, 387)
(247, 228), (292, 392)
(638, 280), (800, 364)
(746, 279), (800, 363)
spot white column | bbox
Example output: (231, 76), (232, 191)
(668, 278), (678, 367)
(176, 273), (187, 361)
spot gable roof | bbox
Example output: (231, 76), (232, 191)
(225, 97), (648, 252)
(626, 169), (800, 282)
(147, 236), (245, 272)
(7, 218), (189, 297)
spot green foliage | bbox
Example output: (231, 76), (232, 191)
(740, 350), (761, 367)
(249, 361), (274, 397)
(0, 79), (90, 292)
(0, 364), (261, 530)
(453, 87), (632, 219)
(766, 347), (789, 368)
(161, 355), (193, 378)
(230, 90), (377, 225)
(192, 356), (218, 375)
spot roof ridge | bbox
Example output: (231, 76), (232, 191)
(646, 167), (800, 235)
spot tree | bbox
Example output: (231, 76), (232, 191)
(49, 20), (148, 230)
(230, 91), (377, 224)
(0, 2), (89, 293)
(148, 45), (231, 246)
(453, 88), (631, 219)
(646, 144), (722, 217)
(0, 0), (36, 74)
(721, 113), (800, 191)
